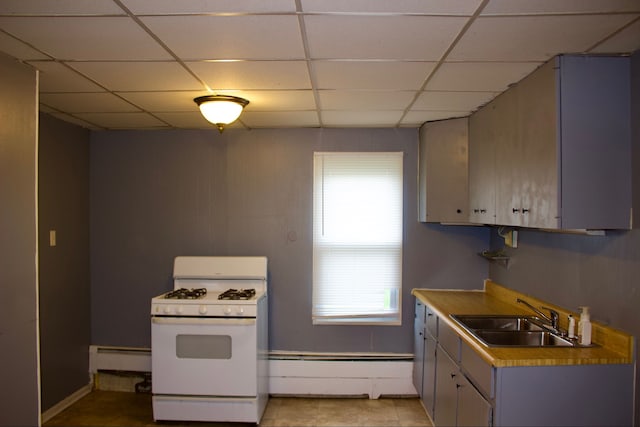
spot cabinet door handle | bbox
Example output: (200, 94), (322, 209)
(450, 373), (456, 379)
(480, 209), (486, 213)
(473, 209), (480, 213)
(512, 208), (520, 213)
(522, 208), (530, 213)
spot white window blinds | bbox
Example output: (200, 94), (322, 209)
(312, 152), (403, 325)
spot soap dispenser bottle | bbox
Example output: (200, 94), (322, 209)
(567, 315), (576, 339)
(578, 306), (592, 345)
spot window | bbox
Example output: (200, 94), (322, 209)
(312, 152), (403, 325)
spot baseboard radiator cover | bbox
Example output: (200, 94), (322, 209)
(88, 346), (417, 399)
(89, 345), (152, 373)
(268, 350), (417, 399)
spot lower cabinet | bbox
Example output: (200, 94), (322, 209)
(413, 300), (437, 419)
(435, 345), (491, 427)
(413, 299), (635, 427)
(434, 347), (459, 426)
(414, 301), (490, 426)
(421, 330), (436, 417)
(457, 370), (492, 427)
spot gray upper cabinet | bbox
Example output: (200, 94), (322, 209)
(468, 54), (632, 230)
(418, 117), (469, 223)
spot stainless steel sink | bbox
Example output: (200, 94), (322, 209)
(450, 314), (576, 347)
(450, 314), (545, 331)
(473, 330), (574, 347)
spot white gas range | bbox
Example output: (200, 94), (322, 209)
(150, 256), (269, 424)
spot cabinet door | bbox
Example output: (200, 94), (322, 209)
(468, 101), (496, 224)
(515, 59), (559, 229)
(457, 374), (492, 427)
(418, 118), (469, 223)
(413, 301), (426, 396)
(422, 329), (437, 419)
(434, 346), (458, 427)
(492, 88), (521, 226)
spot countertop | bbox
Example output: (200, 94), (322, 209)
(411, 280), (634, 368)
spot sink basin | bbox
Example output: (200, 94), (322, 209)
(450, 314), (576, 347)
(474, 330), (574, 347)
(450, 314), (545, 331)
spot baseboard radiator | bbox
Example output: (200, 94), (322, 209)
(268, 350), (417, 399)
(88, 346), (417, 399)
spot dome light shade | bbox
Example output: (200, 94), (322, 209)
(194, 95), (249, 133)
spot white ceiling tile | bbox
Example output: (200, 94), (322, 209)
(238, 90), (316, 111)
(590, 18), (640, 53)
(304, 15), (468, 60)
(318, 90), (416, 110)
(241, 111), (320, 128)
(46, 112), (103, 129)
(0, 32), (50, 61)
(74, 112), (170, 129)
(0, 0), (125, 15)
(121, 0), (297, 14)
(413, 91), (498, 111)
(402, 110), (468, 126)
(70, 61), (202, 91)
(188, 61), (311, 90)
(0, 17), (171, 60)
(39, 93), (140, 113)
(154, 111), (215, 129)
(301, 0), (482, 14)
(321, 111), (403, 127)
(313, 61), (436, 90)
(28, 61), (105, 92)
(118, 91), (208, 112)
(449, 15), (638, 61)
(2, 1), (637, 130)
(141, 15), (305, 60)
(482, 0), (640, 15)
(120, 89), (316, 112)
(427, 62), (540, 92)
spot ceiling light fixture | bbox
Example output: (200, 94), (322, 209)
(194, 95), (249, 133)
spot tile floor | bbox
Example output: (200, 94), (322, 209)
(44, 391), (433, 427)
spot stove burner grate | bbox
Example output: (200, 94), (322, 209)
(164, 288), (207, 299)
(218, 288), (256, 300)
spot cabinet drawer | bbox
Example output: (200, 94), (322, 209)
(438, 320), (460, 360)
(461, 341), (493, 398)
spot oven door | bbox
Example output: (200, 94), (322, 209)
(151, 316), (257, 397)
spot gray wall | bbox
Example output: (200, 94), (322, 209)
(38, 113), (90, 411)
(490, 49), (640, 424)
(0, 53), (40, 425)
(90, 128), (490, 352)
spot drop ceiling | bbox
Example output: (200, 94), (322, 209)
(1, 0), (638, 130)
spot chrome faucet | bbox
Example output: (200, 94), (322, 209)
(516, 298), (560, 333)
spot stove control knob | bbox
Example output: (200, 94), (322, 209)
(175, 306), (184, 315)
(224, 306), (232, 315)
(198, 305), (208, 315)
(163, 306), (172, 314)
(236, 307), (244, 315)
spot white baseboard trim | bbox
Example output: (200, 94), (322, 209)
(88, 346), (417, 399)
(41, 383), (92, 423)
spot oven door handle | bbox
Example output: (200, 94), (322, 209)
(152, 317), (255, 326)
